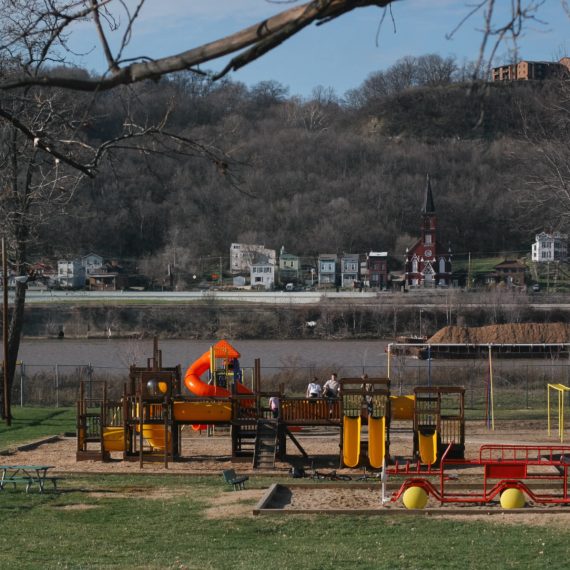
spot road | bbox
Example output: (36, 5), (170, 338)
(17, 288), (570, 310)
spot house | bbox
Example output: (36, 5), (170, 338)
(81, 253), (104, 275)
(87, 270), (129, 291)
(57, 259), (86, 288)
(318, 254), (337, 287)
(492, 58), (570, 81)
(340, 253), (359, 288)
(250, 261), (275, 290)
(30, 262), (57, 288)
(404, 175), (452, 287)
(230, 243), (276, 274)
(366, 251), (389, 290)
(278, 249), (300, 284)
(490, 259), (527, 287)
(531, 232), (568, 262)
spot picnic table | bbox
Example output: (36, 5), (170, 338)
(0, 465), (57, 493)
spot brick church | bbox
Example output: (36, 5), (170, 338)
(404, 175), (452, 287)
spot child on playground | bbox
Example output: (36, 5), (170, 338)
(306, 378), (322, 398)
(269, 396), (280, 418)
(323, 373), (340, 399)
(361, 374), (373, 415)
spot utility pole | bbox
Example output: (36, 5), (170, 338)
(219, 257), (223, 286)
(2, 238), (10, 426)
(467, 252), (471, 290)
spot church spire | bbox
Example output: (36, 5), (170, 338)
(422, 174), (435, 214)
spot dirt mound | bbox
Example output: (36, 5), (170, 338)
(428, 323), (570, 344)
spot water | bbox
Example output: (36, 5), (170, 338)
(17, 338), (391, 375)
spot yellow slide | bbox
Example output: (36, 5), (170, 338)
(368, 416), (386, 469)
(418, 430), (438, 465)
(102, 427), (126, 452)
(343, 416), (361, 468)
(142, 425), (171, 450)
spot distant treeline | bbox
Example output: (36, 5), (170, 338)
(35, 55), (570, 287)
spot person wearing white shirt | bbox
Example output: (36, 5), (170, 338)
(306, 378), (322, 398)
(323, 373), (340, 398)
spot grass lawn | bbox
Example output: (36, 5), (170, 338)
(0, 473), (567, 569)
(0, 407), (75, 451)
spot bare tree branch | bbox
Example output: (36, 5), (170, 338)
(1, 0), (391, 91)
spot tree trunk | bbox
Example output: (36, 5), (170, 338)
(1, 280), (27, 421)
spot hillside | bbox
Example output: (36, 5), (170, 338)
(428, 323), (570, 344)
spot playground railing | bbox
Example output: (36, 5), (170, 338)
(280, 398), (340, 422)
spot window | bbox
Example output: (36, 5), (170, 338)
(425, 234), (432, 245)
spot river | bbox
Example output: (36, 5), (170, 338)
(18, 338), (391, 376)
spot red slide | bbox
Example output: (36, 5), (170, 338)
(183, 340), (252, 397)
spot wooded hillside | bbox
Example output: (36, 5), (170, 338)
(33, 58), (570, 284)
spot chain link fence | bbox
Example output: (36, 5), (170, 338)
(9, 358), (569, 419)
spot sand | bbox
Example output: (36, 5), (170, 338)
(4, 419), (570, 523)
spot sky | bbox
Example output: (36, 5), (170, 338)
(68, 1), (570, 98)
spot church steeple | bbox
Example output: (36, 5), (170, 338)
(405, 174), (451, 288)
(422, 174), (435, 214)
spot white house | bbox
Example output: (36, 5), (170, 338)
(250, 262), (275, 289)
(81, 253), (104, 275)
(531, 232), (568, 262)
(57, 259), (86, 288)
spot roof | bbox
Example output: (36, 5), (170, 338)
(422, 174), (435, 214)
(494, 260), (526, 270)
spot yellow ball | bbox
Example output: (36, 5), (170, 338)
(158, 381), (168, 394)
(402, 486), (429, 509)
(500, 488), (526, 509)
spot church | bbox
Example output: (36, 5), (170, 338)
(404, 176), (452, 287)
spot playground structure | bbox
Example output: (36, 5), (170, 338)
(76, 339), (466, 470)
(75, 338), (570, 511)
(391, 442), (570, 509)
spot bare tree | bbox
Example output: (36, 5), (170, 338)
(515, 81), (570, 230)
(0, 85), (85, 422)
(0, 1), (563, 164)
(0, 0), (565, 422)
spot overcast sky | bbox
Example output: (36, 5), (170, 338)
(68, 1), (570, 97)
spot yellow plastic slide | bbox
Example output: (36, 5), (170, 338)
(368, 416), (386, 469)
(418, 430), (438, 465)
(102, 427), (125, 452)
(142, 425), (171, 450)
(343, 416), (361, 468)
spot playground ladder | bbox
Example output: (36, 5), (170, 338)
(253, 420), (278, 470)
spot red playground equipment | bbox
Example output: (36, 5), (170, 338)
(391, 443), (570, 508)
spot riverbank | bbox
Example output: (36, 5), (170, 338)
(20, 292), (570, 340)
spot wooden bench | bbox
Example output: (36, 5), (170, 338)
(222, 469), (249, 491)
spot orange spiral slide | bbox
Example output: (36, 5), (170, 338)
(183, 339), (252, 398)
